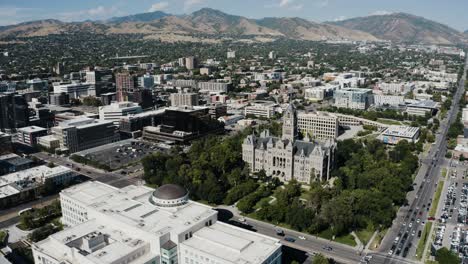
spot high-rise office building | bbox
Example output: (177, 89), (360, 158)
(86, 69), (113, 96)
(0, 93), (29, 132)
(99, 101), (143, 125)
(269, 51), (277, 60)
(185, 56), (197, 70)
(54, 62), (65, 75)
(198, 82), (230, 93)
(16, 126), (48, 146)
(133, 89), (153, 109)
(53, 82), (95, 99)
(100, 92), (117, 106)
(27, 79), (48, 96)
(334, 88), (373, 110)
(51, 117), (119, 153)
(170, 92), (199, 107)
(138, 74), (155, 89)
(142, 106), (224, 144)
(227, 50), (236, 59)
(116, 73), (137, 102)
(49, 92), (70, 106)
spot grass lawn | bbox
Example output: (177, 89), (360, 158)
(369, 229), (388, 250)
(299, 189), (311, 201)
(429, 182), (444, 218)
(423, 143), (432, 154)
(416, 222), (433, 260)
(247, 213), (358, 247)
(441, 168), (447, 179)
(253, 196), (274, 210)
(16, 222), (31, 231)
(0, 230), (7, 245)
(356, 228), (375, 246)
(144, 183), (158, 189)
(335, 234), (357, 247)
(377, 118), (402, 125)
(316, 228), (357, 247)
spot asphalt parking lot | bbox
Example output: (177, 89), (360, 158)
(75, 139), (166, 171)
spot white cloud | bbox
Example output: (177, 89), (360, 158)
(316, 0), (329, 8)
(57, 5), (120, 22)
(272, 0), (303, 11)
(370, 10), (393, 16)
(290, 4), (303, 11)
(148, 2), (169, 12)
(279, 0), (294, 7)
(183, 0), (206, 12)
(334, 16), (347, 22)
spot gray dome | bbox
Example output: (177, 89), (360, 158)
(153, 184), (188, 200)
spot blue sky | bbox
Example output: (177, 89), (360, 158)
(0, 0), (466, 31)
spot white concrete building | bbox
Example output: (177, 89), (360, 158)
(16, 126), (47, 146)
(53, 82), (95, 99)
(406, 100), (438, 117)
(304, 87), (325, 101)
(198, 82), (229, 93)
(227, 50), (236, 59)
(297, 112), (339, 140)
(244, 101), (278, 118)
(268, 51), (277, 60)
(99, 101), (143, 125)
(378, 125), (420, 144)
(378, 82), (414, 95)
(0, 165), (75, 207)
(32, 182), (282, 264)
(170, 93), (199, 107)
(462, 107), (468, 123)
(37, 135), (61, 150)
(334, 88), (373, 110)
(242, 104), (336, 183)
(373, 94), (405, 107)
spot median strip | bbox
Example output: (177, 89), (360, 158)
(429, 181), (444, 218)
(416, 221), (433, 260)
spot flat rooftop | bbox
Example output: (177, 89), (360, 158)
(407, 100), (438, 109)
(35, 219), (155, 264)
(0, 185), (20, 198)
(37, 135), (59, 142)
(58, 117), (113, 128)
(181, 222), (280, 264)
(61, 181), (217, 236)
(17, 126), (47, 133)
(381, 125), (420, 138)
(0, 165), (71, 187)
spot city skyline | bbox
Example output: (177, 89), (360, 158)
(0, 0), (467, 31)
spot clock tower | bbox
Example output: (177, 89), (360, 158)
(282, 103), (298, 141)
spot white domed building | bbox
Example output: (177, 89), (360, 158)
(150, 184), (189, 208)
(32, 181), (282, 264)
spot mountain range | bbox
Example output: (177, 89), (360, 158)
(0, 8), (465, 44)
(330, 12), (465, 45)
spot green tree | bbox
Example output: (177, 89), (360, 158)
(435, 247), (460, 264)
(312, 254), (330, 264)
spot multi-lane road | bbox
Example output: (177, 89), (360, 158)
(33, 152), (143, 188)
(379, 55), (468, 263)
(217, 206), (419, 264)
